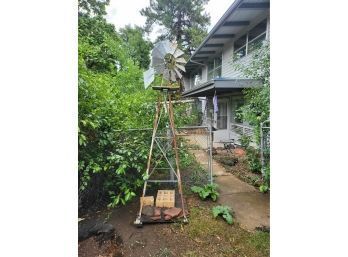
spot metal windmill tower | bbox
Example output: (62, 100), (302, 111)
(134, 40), (188, 226)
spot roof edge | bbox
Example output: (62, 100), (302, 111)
(188, 0), (244, 62)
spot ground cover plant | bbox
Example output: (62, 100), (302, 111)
(212, 205), (234, 225)
(191, 183), (219, 201)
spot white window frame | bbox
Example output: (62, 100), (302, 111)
(234, 19), (267, 60)
(207, 56), (222, 80)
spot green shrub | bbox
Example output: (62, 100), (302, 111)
(191, 183), (219, 201)
(212, 205), (234, 225)
(259, 184), (269, 193)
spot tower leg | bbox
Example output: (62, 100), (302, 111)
(134, 96), (162, 226)
(167, 94), (188, 223)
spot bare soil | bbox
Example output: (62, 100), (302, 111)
(213, 149), (263, 188)
(78, 236), (123, 257)
(79, 195), (269, 257)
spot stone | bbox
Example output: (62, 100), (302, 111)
(163, 207), (182, 218)
(141, 206), (154, 216)
(154, 207), (161, 217)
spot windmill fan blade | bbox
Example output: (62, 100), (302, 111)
(163, 40), (175, 55)
(162, 69), (170, 81)
(170, 70), (176, 81)
(175, 63), (186, 72)
(175, 57), (186, 64)
(173, 48), (184, 58)
(173, 67), (183, 79)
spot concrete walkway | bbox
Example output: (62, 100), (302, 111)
(189, 149), (270, 231)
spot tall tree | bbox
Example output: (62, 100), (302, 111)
(78, 0), (110, 16)
(119, 25), (153, 69)
(140, 0), (210, 56)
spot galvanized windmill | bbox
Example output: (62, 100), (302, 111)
(134, 40), (188, 226)
(143, 40), (186, 89)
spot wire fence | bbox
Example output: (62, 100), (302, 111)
(115, 126), (213, 188)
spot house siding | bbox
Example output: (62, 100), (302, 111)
(201, 65), (208, 83)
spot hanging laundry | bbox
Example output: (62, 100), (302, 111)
(213, 94), (218, 113)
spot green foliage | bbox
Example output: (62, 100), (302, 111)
(212, 205), (234, 225)
(240, 134), (251, 149)
(236, 42), (270, 182)
(259, 164), (270, 192)
(259, 184), (269, 193)
(78, 2), (158, 210)
(247, 148), (262, 173)
(119, 25), (153, 69)
(236, 42), (270, 143)
(140, 0), (211, 55)
(78, 0), (110, 16)
(240, 135), (261, 173)
(191, 183), (219, 201)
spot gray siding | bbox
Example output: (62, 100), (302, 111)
(227, 54), (253, 78)
(201, 65), (208, 83)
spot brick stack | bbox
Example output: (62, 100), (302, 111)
(155, 190), (175, 208)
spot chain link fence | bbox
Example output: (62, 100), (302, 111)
(260, 120), (270, 178)
(115, 126), (213, 188)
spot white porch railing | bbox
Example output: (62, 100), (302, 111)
(230, 122), (254, 137)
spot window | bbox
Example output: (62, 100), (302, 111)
(234, 19), (267, 60)
(207, 56), (222, 80)
(189, 68), (201, 88)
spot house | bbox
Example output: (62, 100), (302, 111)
(182, 0), (270, 146)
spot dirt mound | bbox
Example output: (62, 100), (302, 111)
(78, 235), (123, 257)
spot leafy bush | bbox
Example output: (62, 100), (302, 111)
(259, 164), (270, 193)
(191, 183), (219, 201)
(259, 184), (269, 193)
(78, 9), (158, 211)
(235, 42), (270, 186)
(212, 205), (234, 225)
(246, 148), (262, 173)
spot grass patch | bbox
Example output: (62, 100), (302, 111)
(170, 197), (270, 257)
(248, 231), (270, 256)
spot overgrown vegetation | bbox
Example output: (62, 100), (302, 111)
(212, 205), (234, 225)
(78, 0), (204, 211)
(240, 135), (262, 173)
(78, 0), (157, 210)
(236, 42), (270, 192)
(191, 183), (219, 201)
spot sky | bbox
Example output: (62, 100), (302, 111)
(106, 0), (235, 42)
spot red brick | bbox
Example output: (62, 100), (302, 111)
(154, 207), (161, 217)
(163, 207), (182, 218)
